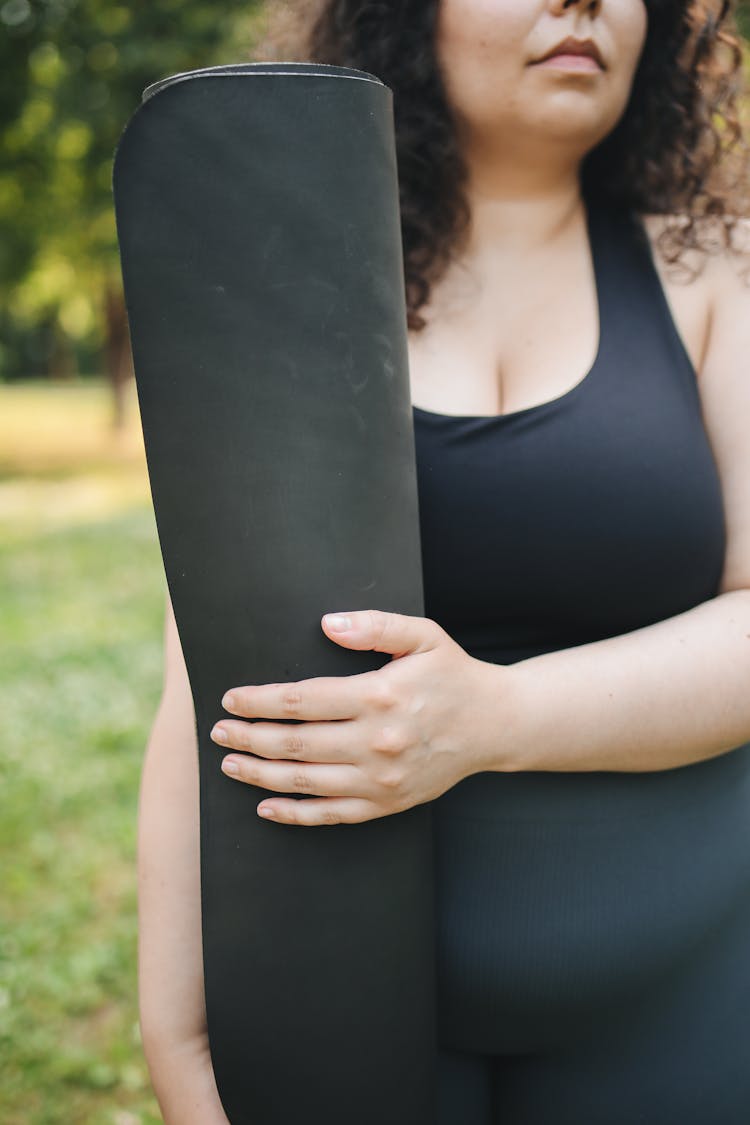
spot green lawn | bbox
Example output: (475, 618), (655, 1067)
(0, 379), (167, 1123)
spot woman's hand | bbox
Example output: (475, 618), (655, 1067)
(209, 609), (510, 826)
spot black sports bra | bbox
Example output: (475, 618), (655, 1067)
(412, 192), (726, 670)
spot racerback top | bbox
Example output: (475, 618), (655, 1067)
(411, 188), (750, 824)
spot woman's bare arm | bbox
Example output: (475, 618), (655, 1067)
(137, 589), (229, 1123)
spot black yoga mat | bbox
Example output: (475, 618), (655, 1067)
(112, 63), (437, 1124)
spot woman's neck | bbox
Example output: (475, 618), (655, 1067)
(460, 169), (587, 261)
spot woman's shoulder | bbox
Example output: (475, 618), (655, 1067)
(635, 209), (750, 380)
(637, 209), (750, 295)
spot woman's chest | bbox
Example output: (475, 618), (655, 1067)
(412, 348), (726, 658)
(407, 229), (713, 420)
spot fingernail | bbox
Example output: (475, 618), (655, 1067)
(222, 758), (239, 775)
(324, 614), (351, 631)
(258, 805), (275, 818)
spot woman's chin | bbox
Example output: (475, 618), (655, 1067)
(526, 96), (621, 145)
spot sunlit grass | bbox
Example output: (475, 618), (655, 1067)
(1, 378), (167, 1122)
(0, 377), (146, 480)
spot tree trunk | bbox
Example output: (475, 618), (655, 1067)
(104, 281), (133, 431)
(48, 321), (77, 382)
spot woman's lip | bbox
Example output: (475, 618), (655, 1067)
(533, 53), (603, 71)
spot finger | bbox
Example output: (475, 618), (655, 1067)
(221, 670), (383, 721)
(321, 609), (443, 658)
(221, 754), (369, 797)
(255, 795), (386, 826)
(211, 718), (360, 764)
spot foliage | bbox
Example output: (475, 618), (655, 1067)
(0, 0), (267, 379)
(739, 2), (750, 40)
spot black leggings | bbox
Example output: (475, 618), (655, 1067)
(432, 751), (750, 1124)
(436, 919), (750, 1124)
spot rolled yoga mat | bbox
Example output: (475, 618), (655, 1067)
(112, 63), (437, 1124)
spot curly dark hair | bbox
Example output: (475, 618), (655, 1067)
(249, 0), (750, 331)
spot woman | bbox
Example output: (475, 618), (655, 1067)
(138, 1), (750, 1121)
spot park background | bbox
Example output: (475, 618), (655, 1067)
(2, 2), (750, 1121)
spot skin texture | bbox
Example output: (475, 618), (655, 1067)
(434, 0), (647, 186)
(139, 1), (750, 1117)
(409, 0), (650, 418)
(138, 600), (228, 1123)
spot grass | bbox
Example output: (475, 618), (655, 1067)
(0, 378), (167, 1123)
(0, 379), (146, 482)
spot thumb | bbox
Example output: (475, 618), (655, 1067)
(320, 609), (441, 658)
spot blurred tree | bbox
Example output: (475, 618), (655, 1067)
(739, 2), (750, 40)
(0, 0), (266, 426)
